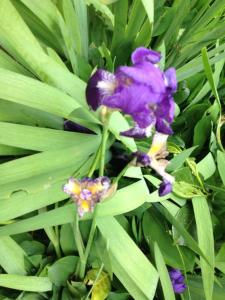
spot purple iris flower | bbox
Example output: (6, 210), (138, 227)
(86, 47), (177, 138)
(169, 269), (187, 294)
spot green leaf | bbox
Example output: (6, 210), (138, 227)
(0, 275), (52, 292)
(173, 181), (203, 198)
(215, 244), (225, 274)
(0, 180), (149, 233)
(154, 243), (176, 300)
(0, 236), (32, 275)
(0, 69), (97, 126)
(48, 256), (78, 286)
(217, 151), (225, 185)
(197, 153), (216, 180)
(0, 0), (86, 105)
(84, 269), (111, 300)
(96, 217), (158, 300)
(0, 122), (97, 151)
(167, 146), (197, 172)
(192, 196), (214, 300)
(143, 210), (195, 271)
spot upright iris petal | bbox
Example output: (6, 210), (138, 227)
(86, 69), (117, 110)
(131, 47), (161, 64)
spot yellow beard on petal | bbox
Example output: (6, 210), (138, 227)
(148, 144), (162, 156)
(80, 200), (91, 212)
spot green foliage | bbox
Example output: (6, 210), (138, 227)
(0, 0), (224, 299)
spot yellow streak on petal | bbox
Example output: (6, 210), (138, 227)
(148, 144), (162, 156)
(72, 182), (81, 195)
(88, 183), (102, 194)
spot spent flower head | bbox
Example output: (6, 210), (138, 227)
(63, 176), (111, 217)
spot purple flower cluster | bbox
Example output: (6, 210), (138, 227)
(63, 176), (111, 217)
(169, 268), (187, 294)
(86, 47), (177, 138)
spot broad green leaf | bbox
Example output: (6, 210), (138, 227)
(0, 275), (52, 292)
(197, 153), (216, 180)
(154, 203), (211, 264)
(167, 146), (197, 172)
(140, 0), (154, 35)
(0, 49), (33, 77)
(109, 112), (137, 151)
(97, 217), (158, 300)
(84, 269), (111, 300)
(217, 151), (225, 185)
(0, 0), (87, 106)
(173, 181), (203, 198)
(0, 145), (32, 156)
(48, 256), (78, 286)
(143, 210), (195, 271)
(0, 122), (97, 151)
(0, 69), (98, 127)
(154, 243), (176, 300)
(0, 99), (63, 129)
(0, 236), (32, 275)
(0, 138), (99, 186)
(215, 244), (225, 274)
(201, 47), (221, 109)
(192, 196), (214, 300)
(0, 180), (150, 235)
(85, 0), (114, 26)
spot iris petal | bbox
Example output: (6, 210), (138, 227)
(131, 47), (161, 64)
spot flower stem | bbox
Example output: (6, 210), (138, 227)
(72, 213), (86, 279)
(113, 159), (134, 185)
(88, 145), (101, 177)
(76, 207), (99, 280)
(99, 124), (109, 177)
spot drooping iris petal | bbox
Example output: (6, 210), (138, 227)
(169, 269), (186, 294)
(164, 68), (177, 92)
(159, 180), (172, 196)
(133, 151), (151, 166)
(86, 69), (117, 110)
(131, 47), (161, 64)
(120, 124), (152, 139)
(155, 95), (175, 135)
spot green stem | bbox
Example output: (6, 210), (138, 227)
(39, 208), (61, 258)
(44, 226), (61, 259)
(99, 124), (109, 177)
(84, 207), (98, 262)
(113, 159), (134, 185)
(72, 213), (86, 279)
(76, 207), (99, 280)
(88, 145), (101, 177)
